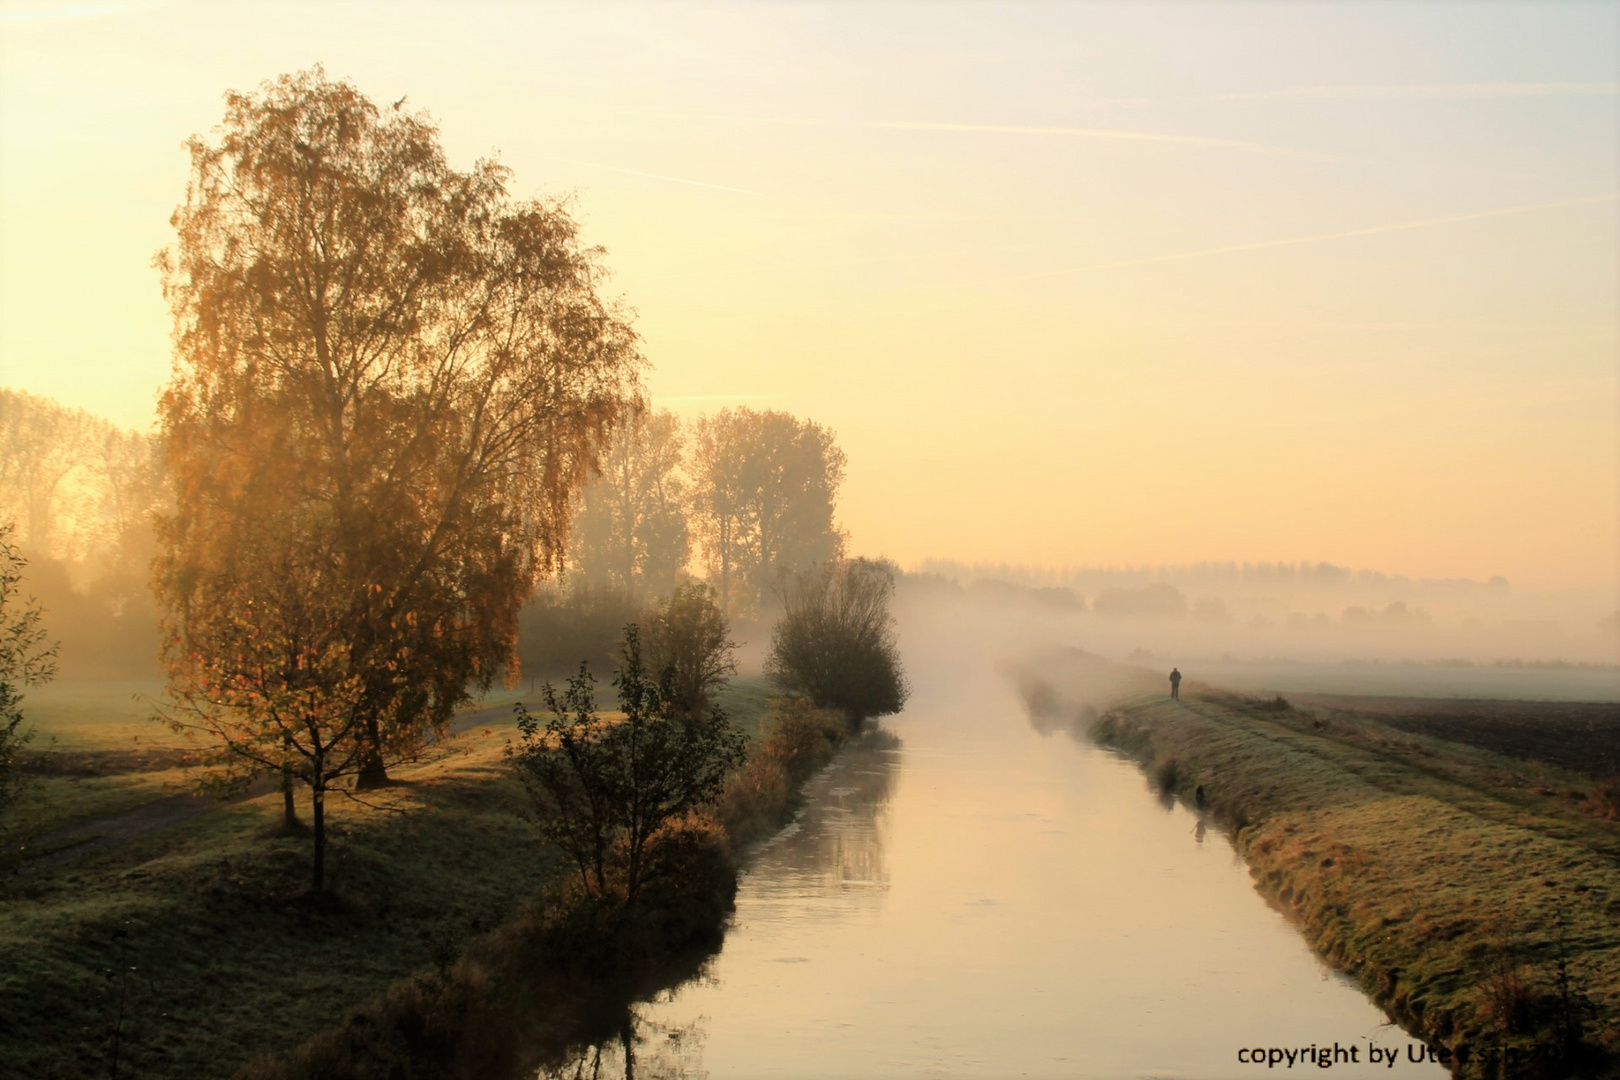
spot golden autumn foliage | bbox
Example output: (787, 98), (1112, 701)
(153, 68), (641, 890)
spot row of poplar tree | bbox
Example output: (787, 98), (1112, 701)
(524, 405), (848, 675)
(571, 406), (845, 616)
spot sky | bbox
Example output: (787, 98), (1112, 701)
(1, 1), (1616, 592)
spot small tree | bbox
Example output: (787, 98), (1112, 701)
(162, 528), (379, 892)
(643, 582), (735, 719)
(510, 663), (618, 898)
(509, 626), (746, 902)
(767, 558), (907, 726)
(0, 522), (57, 828)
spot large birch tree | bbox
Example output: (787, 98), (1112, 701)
(154, 69), (640, 890)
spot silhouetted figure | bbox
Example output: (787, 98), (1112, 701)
(1169, 667), (1182, 700)
(1194, 784), (1206, 810)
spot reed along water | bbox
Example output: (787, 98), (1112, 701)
(544, 606), (1448, 1079)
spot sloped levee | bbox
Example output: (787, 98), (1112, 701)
(1079, 681), (1620, 1080)
(233, 706), (868, 1080)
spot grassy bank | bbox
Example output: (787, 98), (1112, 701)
(235, 691), (855, 1080)
(0, 676), (832, 1079)
(1081, 682), (1620, 1078)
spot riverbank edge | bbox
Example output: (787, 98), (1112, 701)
(233, 698), (860, 1080)
(1089, 691), (1619, 1080)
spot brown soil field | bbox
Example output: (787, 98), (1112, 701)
(1289, 694), (1620, 781)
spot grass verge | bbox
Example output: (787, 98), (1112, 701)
(0, 677), (815, 1080)
(1086, 685), (1620, 1079)
(233, 687), (855, 1080)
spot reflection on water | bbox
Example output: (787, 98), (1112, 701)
(556, 632), (1444, 1078)
(742, 727), (901, 926)
(535, 730), (900, 1080)
(538, 1009), (706, 1080)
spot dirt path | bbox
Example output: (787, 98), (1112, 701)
(22, 790), (252, 870)
(18, 701), (519, 871)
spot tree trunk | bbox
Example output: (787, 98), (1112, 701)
(355, 715), (389, 789)
(280, 764), (299, 828)
(593, 831), (608, 897)
(623, 461), (636, 600)
(621, 1013), (637, 1080)
(757, 512), (771, 613)
(718, 516), (731, 615)
(280, 731), (300, 828)
(626, 836), (641, 904)
(311, 774), (327, 893)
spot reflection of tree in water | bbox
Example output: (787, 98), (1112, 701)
(753, 727), (902, 903)
(537, 1007), (706, 1080)
(534, 728), (902, 1080)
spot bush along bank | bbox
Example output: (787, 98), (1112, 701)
(1090, 689), (1620, 1079)
(235, 693), (856, 1080)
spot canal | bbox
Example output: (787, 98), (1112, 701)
(547, 613), (1446, 1078)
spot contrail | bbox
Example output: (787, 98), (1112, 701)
(1, 2), (156, 22)
(1009, 193), (1619, 281)
(1211, 82), (1619, 101)
(607, 114), (1348, 161)
(540, 156), (763, 197)
(871, 121), (1350, 161)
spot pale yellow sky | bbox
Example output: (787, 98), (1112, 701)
(1, 1), (1616, 590)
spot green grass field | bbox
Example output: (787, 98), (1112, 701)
(0, 676), (779, 1080)
(16, 679), (170, 750)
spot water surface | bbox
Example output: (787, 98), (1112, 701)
(554, 628), (1447, 1079)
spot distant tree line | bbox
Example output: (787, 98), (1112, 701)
(0, 387), (852, 681)
(920, 557), (1511, 597)
(0, 389), (165, 675)
(0, 388), (162, 565)
(520, 405), (847, 676)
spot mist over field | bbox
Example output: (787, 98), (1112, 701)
(3, 381), (1616, 693)
(910, 559), (1620, 672)
(1, 5), (1617, 1078)
(887, 558), (1620, 714)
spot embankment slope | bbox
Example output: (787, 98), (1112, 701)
(1022, 656), (1619, 1078)
(1101, 689), (1620, 1075)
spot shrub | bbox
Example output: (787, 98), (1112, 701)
(759, 697), (847, 782)
(1, 522), (56, 833)
(508, 627), (747, 903)
(766, 558), (907, 725)
(713, 697), (846, 851)
(643, 582), (735, 718)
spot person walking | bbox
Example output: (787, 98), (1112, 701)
(1169, 667), (1182, 700)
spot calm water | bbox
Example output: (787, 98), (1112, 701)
(546, 622), (1448, 1079)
